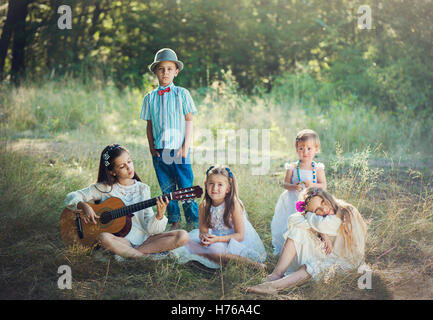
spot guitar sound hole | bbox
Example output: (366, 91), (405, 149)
(99, 208), (113, 225)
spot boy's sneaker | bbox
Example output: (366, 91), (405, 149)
(114, 254), (126, 262)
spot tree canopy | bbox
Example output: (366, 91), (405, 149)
(1, 0), (432, 111)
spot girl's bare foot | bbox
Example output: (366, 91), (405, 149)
(244, 283), (279, 295)
(263, 272), (282, 282)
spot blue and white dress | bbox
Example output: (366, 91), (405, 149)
(172, 202), (267, 268)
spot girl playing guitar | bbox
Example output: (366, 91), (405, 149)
(64, 144), (190, 260)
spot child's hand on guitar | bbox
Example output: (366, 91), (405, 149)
(156, 196), (170, 220)
(78, 201), (99, 224)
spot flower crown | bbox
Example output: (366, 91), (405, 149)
(295, 188), (320, 212)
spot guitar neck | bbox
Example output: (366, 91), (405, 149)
(108, 193), (172, 220)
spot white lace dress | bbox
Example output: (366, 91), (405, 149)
(64, 181), (168, 246)
(282, 212), (342, 279)
(271, 162), (325, 255)
(172, 202), (267, 269)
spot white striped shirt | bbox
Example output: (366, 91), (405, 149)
(140, 82), (197, 150)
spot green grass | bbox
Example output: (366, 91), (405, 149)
(0, 77), (432, 299)
(1, 140), (431, 300)
(1, 75), (432, 162)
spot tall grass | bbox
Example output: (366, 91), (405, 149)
(0, 75), (432, 299)
(1, 75), (432, 161)
(1, 139), (431, 299)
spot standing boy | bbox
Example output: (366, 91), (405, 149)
(140, 48), (198, 230)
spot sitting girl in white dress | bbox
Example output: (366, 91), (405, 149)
(64, 144), (189, 260)
(172, 165), (267, 269)
(247, 187), (367, 295)
(271, 129), (327, 255)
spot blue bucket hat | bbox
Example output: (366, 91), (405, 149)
(148, 48), (184, 73)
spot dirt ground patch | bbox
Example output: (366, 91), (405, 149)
(376, 264), (433, 300)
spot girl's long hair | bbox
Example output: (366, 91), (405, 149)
(96, 144), (141, 191)
(202, 165), (240, 229)
(300, 187), (367, 253)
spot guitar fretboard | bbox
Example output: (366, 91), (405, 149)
(107, 195), (169, 220)
(98, 186), (202, 224)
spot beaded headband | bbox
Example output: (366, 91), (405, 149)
(103, 144), (121, 167)
(206, 166), (233, 178)
(225, 167), (233, 178)
(206, 165), (215, 175)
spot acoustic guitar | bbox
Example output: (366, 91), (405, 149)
(59, 185), (203, 247)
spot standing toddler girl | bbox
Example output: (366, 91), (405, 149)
(271, 129), (327, 255)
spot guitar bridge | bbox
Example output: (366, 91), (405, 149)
(75, 213), (83, 239)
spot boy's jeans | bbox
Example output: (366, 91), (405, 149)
(152, 149), (199, 227)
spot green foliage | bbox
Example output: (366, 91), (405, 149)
(1, 0), (433, 298)
(1, 76), (432, 160)
(0, 77), (152, 137)
(1, 0), (431, 113)
(267, 72), (433, 158)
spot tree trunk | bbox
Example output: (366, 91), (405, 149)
(0, 0), (16, 80)
(0, 0), (30, 83)
(10, 0), (29, 85)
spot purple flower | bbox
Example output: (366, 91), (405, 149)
(296, 201), (306, 212)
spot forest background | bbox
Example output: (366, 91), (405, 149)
(0, 0), (432, 300)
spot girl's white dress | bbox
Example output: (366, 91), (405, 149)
(271, 162), (325, 255)
(283, 209), (366, 280)
(172, 202), (267, 269)
(64, 181), (168, 247)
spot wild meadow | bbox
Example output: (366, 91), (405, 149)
(0, 74), (432, 300)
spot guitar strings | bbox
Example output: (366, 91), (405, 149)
(104, 188), (199, 220)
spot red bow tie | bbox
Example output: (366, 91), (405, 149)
(158, 87), (170, 96)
